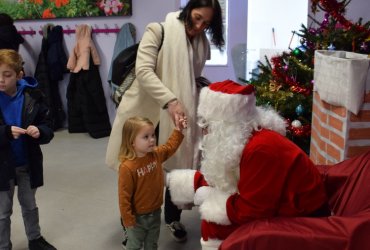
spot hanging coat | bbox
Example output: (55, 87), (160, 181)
(34, 25), (67, 130)
(66, 24), (111, 138)
(0, 21), (24, 50)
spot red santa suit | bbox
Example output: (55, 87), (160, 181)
(167, 80), (328, 250)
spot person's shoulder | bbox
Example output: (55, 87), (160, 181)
(148, 150), (160, 159)
(145, 10), (178, 31)
(146, 22), (160, 29)
(249, 129), (282, 147)
(145, 22), (164, 34)
(121, 158), (135, 166)
(119, 160), (135, 172)
(165, 10), (181, 21)
(24, 87), (45, 101)
(121, 157), (150, 168)
(21, 77), (43, 97)
(256, 128), (282, 137)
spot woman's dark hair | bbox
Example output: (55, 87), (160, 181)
(178, 0), (225, 50)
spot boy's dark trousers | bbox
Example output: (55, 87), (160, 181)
(0, 166), (41, 249)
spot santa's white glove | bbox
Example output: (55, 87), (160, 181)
(199, 189), (232, 225)
(166, 169), (197, 206)
(194, 186), (214, 206)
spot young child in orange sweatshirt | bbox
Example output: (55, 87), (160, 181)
(118, 116), (186, 249)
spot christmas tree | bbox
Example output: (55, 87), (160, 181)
(246, 0), (370, 154)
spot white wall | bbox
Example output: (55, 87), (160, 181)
(246, 0), (308, 80)
(345, 0), (370, 20)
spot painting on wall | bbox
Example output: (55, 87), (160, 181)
(0, 0), (132, 20)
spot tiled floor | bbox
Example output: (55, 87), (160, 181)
(10, 130), (202, 250)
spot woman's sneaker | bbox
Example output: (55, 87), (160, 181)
(166, 221), (187, 242)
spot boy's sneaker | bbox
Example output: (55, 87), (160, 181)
(166, 221), (187, 242)
(29, 236), (57, 250)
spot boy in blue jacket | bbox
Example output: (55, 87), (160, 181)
(0, 49), (56, 250)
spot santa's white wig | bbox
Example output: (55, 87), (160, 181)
(198, 80), (287, 193)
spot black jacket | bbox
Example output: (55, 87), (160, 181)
(0, 25), (24, 50)
(67, 59), (111, 138)
(34, 25), (67, 130)
(0, 87), (54, 191)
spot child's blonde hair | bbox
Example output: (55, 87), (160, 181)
(0, 49), (23, 74)
(119, 116), (154, 161)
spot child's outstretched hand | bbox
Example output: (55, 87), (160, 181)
(176, 116), (188, 131)
(26, 125), (40, 139)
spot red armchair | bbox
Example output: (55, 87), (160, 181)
(220, 151), (370, 250)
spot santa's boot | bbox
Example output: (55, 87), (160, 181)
(200, 238), (223, 250)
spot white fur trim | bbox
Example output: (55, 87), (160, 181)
(199, 189), (231, 225)
(194, 186), (213, 206)
(257, 107), (287, 136)
(198, 86), (257, 123)
(201, 238), (223, 250)
(168, 169), (196, 206)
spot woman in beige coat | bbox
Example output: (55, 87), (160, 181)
(106, 0), (224, 245)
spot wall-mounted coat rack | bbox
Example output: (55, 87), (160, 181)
(37, 24), (121, 35)
(18, 27), (36, 35)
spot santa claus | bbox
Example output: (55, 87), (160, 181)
(167, 80), (328, 249)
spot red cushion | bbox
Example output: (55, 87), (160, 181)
(220, 151), (370, 250)
(220, 214), (370, 250)
(318, 150), (370, 216)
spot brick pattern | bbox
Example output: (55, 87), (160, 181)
(310, 91), (370, 164)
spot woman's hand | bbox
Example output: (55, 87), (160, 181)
(167, 99), (186, 128)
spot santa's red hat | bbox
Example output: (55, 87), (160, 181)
(198, 80), (257, 123)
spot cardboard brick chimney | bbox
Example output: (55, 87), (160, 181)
(309, 50), (370, 165)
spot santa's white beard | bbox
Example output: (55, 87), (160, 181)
(198, 106), (287, 194)
(199, 121), (252, 194)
